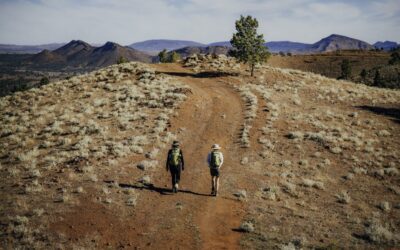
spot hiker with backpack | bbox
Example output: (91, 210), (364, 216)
(166, 141), (185, 193)
(207, 144), (224, 196)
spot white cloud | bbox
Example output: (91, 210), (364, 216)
(0, 0), (398, 45)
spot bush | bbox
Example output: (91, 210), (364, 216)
(39, 77), (50, 86)
(360, 69), (367, 82)
(373, 70), (383, 87)
(117, 56), (128, 64)
(388, 50), (400, 65)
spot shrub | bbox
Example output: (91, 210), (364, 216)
(301, 179), (324, 190)
(126, 196), (137, 206)
(239, 221), (255, 232)
(39, 77), (50, 86)
(388, 50), (400, 65)
(365, 220), (396, 244)
(335, 191), (350, 204)
(373, 70), (383, 87)
(117, 56), (128, 64)
(360, 69), (367, 82)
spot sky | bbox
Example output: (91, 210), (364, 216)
(0, 0), (399, 45)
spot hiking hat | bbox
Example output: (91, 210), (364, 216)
(172, 140), (180, 147)
(211, 144), (221, 150)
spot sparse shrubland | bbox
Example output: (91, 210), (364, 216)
(0, 61), (191, 248)
(183, 59), (399, 248)
(2, 50), (399, 249)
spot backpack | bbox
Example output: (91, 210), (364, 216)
(169, 148), (181, 167)
(210, 151), (221, 168)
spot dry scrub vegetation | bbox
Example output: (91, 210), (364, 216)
(185, 55), (400, 248)
(0, 62), (191, 248)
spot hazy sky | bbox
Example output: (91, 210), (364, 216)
(0, 0), (399, 45)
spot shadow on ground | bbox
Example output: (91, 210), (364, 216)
(357, 105), (400, 124)
(104, 180), (211, 197)
(156, 71), (239, 78)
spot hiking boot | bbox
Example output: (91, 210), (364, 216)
(175, 184), (179, 193)
(214, 191), (218, 197)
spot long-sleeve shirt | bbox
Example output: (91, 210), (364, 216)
(166, 148), (185, 170)
(207, 151), (224, 168)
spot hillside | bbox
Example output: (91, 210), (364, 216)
(266, 41), (310, 53)
(1, 57), (399, 249)
(267, 51), (400, 88)
(310, 34), (374, 52)
(129, 39), (206, 53)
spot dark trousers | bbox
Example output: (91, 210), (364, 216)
(169, 165), (181, 187)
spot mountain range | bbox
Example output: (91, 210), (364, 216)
(129, 39), (205, 54)
(209, 34), (379, 53)
(373, 41), (399, 51)
(2, 34), (399, 71)
(1, 34), (398, 56)
(28, 40), (152, 69)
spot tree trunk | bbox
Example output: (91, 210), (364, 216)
(250, 64), (255, 77)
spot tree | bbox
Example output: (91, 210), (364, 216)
(117, 56), (128, 64)
(339, 59), (351, 80)
(167, 51), (181, 63)
(229, 15), (270, 76)
(373, 70), (383, 87)
(158, 49), (168, 63)
(360, 69), (367, 82)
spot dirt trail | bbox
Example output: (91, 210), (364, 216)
(49, 63), (247, 249)
(145, 63), (246, 249)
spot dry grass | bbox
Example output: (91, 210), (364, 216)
(0, 61), (191, 248)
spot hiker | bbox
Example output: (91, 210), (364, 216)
(207, 144), (224, 196)
(166, 141), (185, 193)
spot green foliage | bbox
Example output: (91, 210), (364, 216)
(229, 15), (270, 76)
(158, 49), (168, 63)
(339, 59), (351, 80)
(117, 56), (128, 64)
(39, 76), (49, 86)
(168, 51), (181, 63)
(388, 51), (400, 65)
